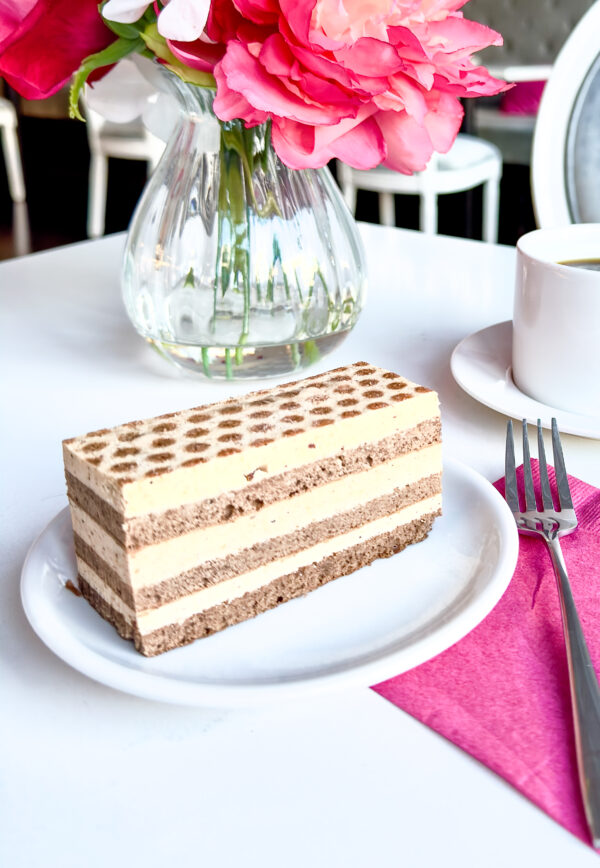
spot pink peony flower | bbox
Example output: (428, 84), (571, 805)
(0, 0), (114, 99)
(174, 0), (507, 172)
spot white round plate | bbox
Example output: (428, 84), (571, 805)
(21, 459), (518, 707)
(451, 321), (600, 440)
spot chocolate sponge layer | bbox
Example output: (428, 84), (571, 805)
(73, 473), (441, 610)
(77, 511), (439, 657)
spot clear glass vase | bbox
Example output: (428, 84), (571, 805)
(121, 73), (367, 380)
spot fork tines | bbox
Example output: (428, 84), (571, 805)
(505, 418), (573, 513)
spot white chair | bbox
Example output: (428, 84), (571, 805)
(0, 96), (26, 203)
(12, 201), (32, 256)
(531, 0), (600, 228)
(337, 133), (503, 241)
(84, 104), (165, 238)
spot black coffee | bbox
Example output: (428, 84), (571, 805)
(558, 258), (600, 271)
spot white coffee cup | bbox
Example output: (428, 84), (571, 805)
(512, 224), (600, 417)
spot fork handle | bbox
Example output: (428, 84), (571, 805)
(548, 537), (600, 848)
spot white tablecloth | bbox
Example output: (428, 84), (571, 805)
(2, 224), (599, 867)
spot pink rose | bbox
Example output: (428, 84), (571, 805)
(0, 0), (114, 99)
(177, 0), (507, 172)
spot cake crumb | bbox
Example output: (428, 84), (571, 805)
(244, 465), (268, 482)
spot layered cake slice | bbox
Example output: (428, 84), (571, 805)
(63, 362), (442, 656)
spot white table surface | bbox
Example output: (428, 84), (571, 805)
(2, 223), (600, 867)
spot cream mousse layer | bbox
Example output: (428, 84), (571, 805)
(64, 390), (439, 518)
(77, 493), (442, 636)
(70, 445), (441, 590)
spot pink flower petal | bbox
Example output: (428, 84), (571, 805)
(229, 0), (280, 26)
(213, 61), (269, 123)
(258, 33), (297, 78)
(278, 26), (356, 89)
(0, 0), (40, 52)
(216, 41), (350, 124)
(0, 0), (113, 99)
(271, 103), (384, 169)
(376, 110), (434, 174)
(334, 37), (405, 76)
(426, 16), (502, 56)
(387, 26), (429, 61)
(328, 116), (386, 168)
(261, 34), (362, 109)
(375, 74), (428, 122)
(270, 119), (321, 167)
(277, 0), (315, 47)
(168, 37), (225, 71)
(423, 91), (463, 152)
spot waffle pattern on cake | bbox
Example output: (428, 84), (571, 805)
(63, 363), (431, 485)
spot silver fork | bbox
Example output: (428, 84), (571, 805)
(506, 418), (600, 847)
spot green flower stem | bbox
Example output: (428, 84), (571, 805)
(214, 120), (286, 373)
(221, 122), (279, 218)
(225, 348), (233, 379)
(282, 265), (291, 301)
(201, 347), (211, 378)
(304, 340), (321, 364)
(270, 237), (291, 303)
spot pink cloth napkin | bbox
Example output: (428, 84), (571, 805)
(372, 461), (600, 848)
(500, 80), (546, 114)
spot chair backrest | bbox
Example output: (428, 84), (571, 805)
(82, 99), (165, 169)
(531, 0), (600, 227)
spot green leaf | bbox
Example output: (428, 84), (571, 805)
(104, 20), (143, 40)
(69, 35), (145, 120)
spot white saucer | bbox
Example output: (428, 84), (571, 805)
(450, 321), (600, 440)
(21, 460), (518, 707)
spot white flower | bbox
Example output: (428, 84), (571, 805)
(85, 56), (180, 143)
(157, 0), (211, 41)
(142, 91), (181, 143)
(84, 57), (157, 123)
(102, 0), (211, 41)
(102, 0), (150, 25)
